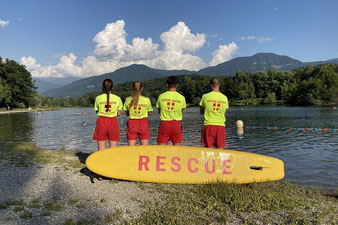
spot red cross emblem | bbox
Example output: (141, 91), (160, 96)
(213, 103), (220, 112)
(105, 105), (111, 112)
(167, 102), (175, 110)
(134, 106), (141, 114)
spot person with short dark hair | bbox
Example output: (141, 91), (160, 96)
(156, 76), (186, 145)
(199, 78), (229, 149)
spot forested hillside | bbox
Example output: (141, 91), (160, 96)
(36, 63), (338, 108)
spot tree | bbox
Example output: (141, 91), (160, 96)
(0, 58), (36, 108)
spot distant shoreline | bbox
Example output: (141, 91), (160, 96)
(0, 108), (59, 115)
(0, 110), (30, 114)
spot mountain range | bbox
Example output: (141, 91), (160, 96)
(41, 53), (338, 98)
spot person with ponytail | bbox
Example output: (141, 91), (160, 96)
(123, 81), (153, 146)
(93, 79), (123, 151)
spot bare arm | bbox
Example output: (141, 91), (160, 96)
(200, 106), (204, 115)
(117, 110), (121, 116)
(148, 111), (152, 115)
(125, 111), (129, 116)
(158, 108), (161, 114)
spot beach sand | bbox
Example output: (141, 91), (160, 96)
(0, 160), (156, 224)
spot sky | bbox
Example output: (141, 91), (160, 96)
(1, 0), (338, 79)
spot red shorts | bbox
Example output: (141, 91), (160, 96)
(201, 125), (226, 148)
(93, 117), (120, 141)
(127, 118), (150, 140)
(157, 121), (183, 144)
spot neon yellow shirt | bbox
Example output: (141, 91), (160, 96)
(156, 91), (186, 121)
(94, 93), (123, 117)
(199, 91), (229, 126)
(123, 95), (153, 119)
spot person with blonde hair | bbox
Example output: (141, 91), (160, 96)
(123, 81), (153, 146)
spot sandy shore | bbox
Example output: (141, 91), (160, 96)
(1, 143), (337, 224)
(0, 110), (31, 114)
(0, 161), (156, 225)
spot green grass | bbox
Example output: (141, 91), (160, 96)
(104, 208), (123, 223)
(0, 143), (86, 169)
(1, 142), (337, 224)
(44, 201), (65, 212)
(28, 198), (41, 209)
(130, 181), (338, 224)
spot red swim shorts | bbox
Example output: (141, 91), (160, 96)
(127, 118), (150, 140)
(201, 125), (226, 148)
(93, 116), (120, 141)
(157, 120), (183, 144)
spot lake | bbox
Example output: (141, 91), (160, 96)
(0, 106), (337, 189)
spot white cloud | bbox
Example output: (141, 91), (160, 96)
(257, 37), (273, 43)
(21, 56), (41, 70)
(209, 42), (238, 66)
(0, 19), (9, 27)
(160, 21), (205, 53)
(239, 35), (256, 41)
(22, 20), (236, 78)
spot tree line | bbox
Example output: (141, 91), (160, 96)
(1, 56), (337, 109)
(61, 63), (338, 107)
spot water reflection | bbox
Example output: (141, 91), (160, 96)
(0, 112), (35, 142)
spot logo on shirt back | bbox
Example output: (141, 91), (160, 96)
(105, 104), (111, 112)
(213, 103), (220, 112)
(134, 106), (141, 114)
(167, 102), (175, 110)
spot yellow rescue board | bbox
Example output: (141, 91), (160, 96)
(85, 145), (284, 184)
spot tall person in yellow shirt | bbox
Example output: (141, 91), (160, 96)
(199, 78), (229, 149)
(156, 76), (186, 145)
(93, 79), (123, 150)
(123, 81), (153, 146)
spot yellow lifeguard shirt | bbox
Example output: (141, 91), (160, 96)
(156, 91), (186, 121)
(94, 93), (123, 117)
(199, 91), (229, 126)
(123, 95), (153, 119)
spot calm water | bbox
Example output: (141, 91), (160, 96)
(0, 106), (337, 189)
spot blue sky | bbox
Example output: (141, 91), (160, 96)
(1, 0), (337, 78)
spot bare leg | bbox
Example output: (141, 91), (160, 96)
(173, 143), (181, 146)
(97, 141), (106, 151)
(108, 141), (118, 148)
(96, 141), (106, 180)
(140, 139), (149, 145)
(128, 140), (137, 146)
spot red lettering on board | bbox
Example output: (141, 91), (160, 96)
(205, 159), (216, 174)
(138, 155), (149, 171)
(187, 158), (199, 173)
(170, 157), (181, 172)
(222, 159), (232, 175)
(156, 156), (166, 172)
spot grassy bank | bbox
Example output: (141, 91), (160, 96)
(0, 143), (337, 224)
